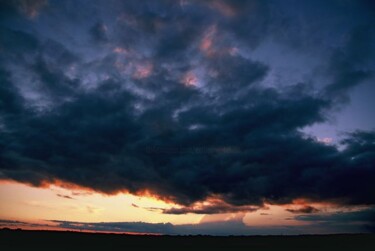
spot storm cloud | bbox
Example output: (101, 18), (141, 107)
(0, 0), (374, 215)
(286, 206), (319, 214)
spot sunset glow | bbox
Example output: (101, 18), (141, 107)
(0, 182), (201, 226)
(0, 0), (374, 236)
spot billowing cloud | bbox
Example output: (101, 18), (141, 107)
(0, 0), (374, 219)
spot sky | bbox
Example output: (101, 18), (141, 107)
(0, 0), (374, 235)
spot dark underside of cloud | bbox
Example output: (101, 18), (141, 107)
(286, 205), (319, 214)
(0, 0), (374, 217)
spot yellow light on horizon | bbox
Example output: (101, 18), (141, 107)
(0, 181), (202, 225)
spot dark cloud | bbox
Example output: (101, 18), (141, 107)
(50, 218), (299, 235)
(90, 22), (108, 42)
(324, 25), (374, 102)
(161, 200), (259, 215)
(0, 219), (51, 229)
(296, 208), (375, 223)
(56, 194), (74, 200)
(51, 220), (175, 235)
(0, 0), (47, 19)
(2, 218), (258, 235)
(295, 208), (375, 233)
(286, 206), (319, 214)
(0, 219), (25, 225)
(0, 26), (39, 54)
(0, 69), (24, 116)
(0, 0), (374, 220)
(2, 212), (374, 235)
(205, 55), (268, 90)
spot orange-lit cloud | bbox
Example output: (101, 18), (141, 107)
(112, 46), (153, 80)
(209, 1), (238, 17)
(181, 71), (199, 87)
(133, 62), (153, 79)
(199, 25), (239, 58)
(199, 25), (217, 57)
(288, 198), (336, 207)
(162, 196), (260, 214)
(200, 212), (246, 224)
(113, 47), (131, 55)
(0, 178), (177, 207)
(0, 182), (202, 225)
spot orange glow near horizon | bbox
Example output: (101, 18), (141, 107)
(0, 178), (180, 205)
(0, 181), (202, 225)
(0, 180), (348, 234)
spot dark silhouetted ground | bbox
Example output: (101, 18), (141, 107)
(1, 228), (374, 250)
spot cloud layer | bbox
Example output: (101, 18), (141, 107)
(0, 0), (374, 216)
(2, 206), (374, 235)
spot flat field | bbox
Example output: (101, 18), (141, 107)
(1, 229), (374, 251)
